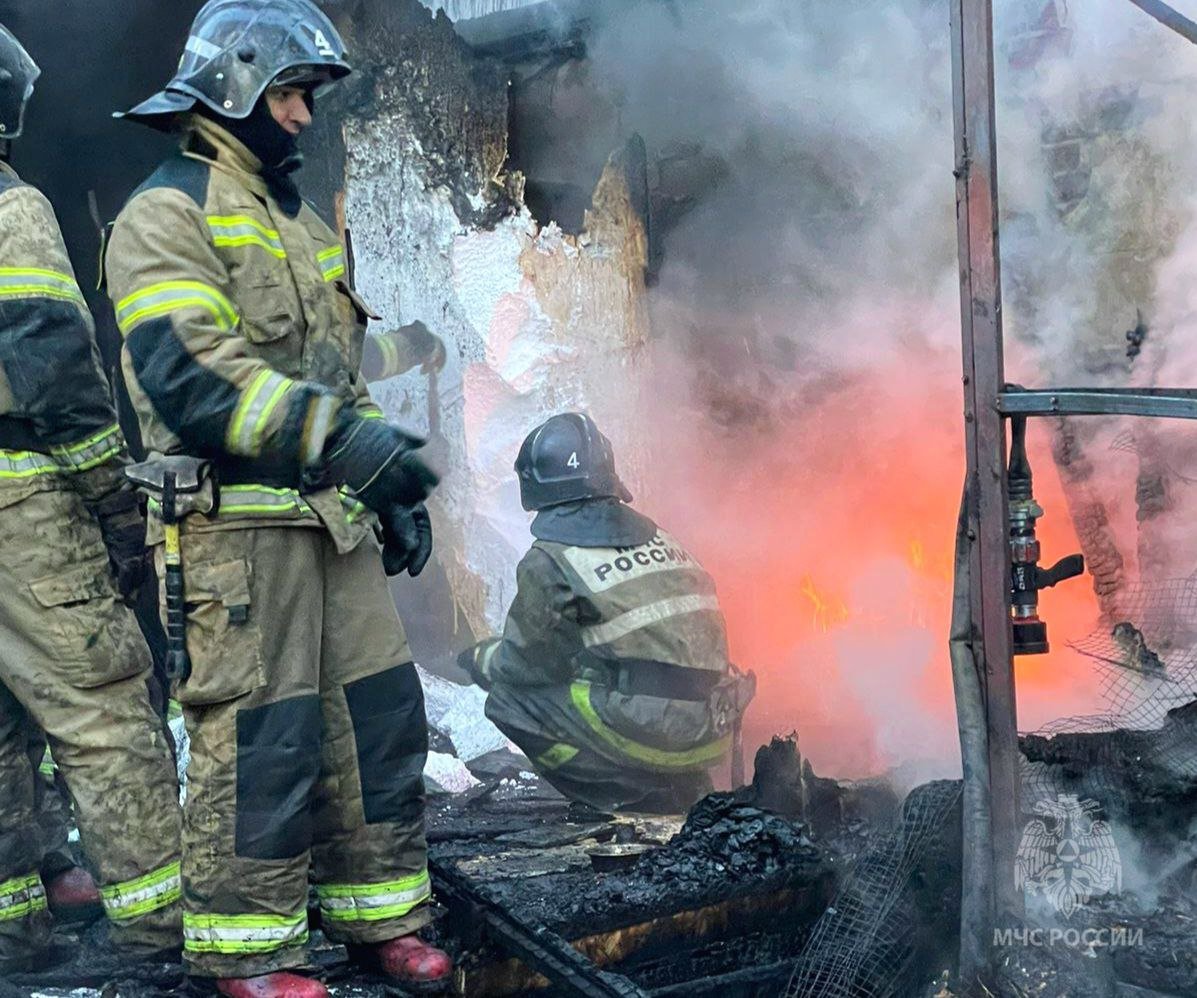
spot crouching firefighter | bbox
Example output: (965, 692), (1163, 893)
(106, 2), (451, 994)
(0, 22), (182, 973)
(460, 413), (756, 814)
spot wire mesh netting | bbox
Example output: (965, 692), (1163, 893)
(782, 780), (963, 998)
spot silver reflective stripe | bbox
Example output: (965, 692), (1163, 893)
(217, 485), (314, 517)
(316, 246), (346, 282)
(207, 216), (287, 258)
(0, 267), (85, 305)
(581, 594), (722, 649)
(316, 870), (432, 923)
(51, 423), (122, 471)
(183, 910), (308, 954)
(0, 449), (58, 479)
(227, 370), (292, 455)
(185, 35), (222, 60)
(100, 861), (181, 921)
(115, 281), (238, 335)
(0, 872), (45, 922)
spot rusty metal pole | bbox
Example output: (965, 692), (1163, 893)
(949, 0), (1022, 983)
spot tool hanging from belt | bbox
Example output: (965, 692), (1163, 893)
(125, 455), (215, 683)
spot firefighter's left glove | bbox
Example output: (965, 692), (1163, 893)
(322, 415), (439, 513)
(87, 488), (151, 604)
(381, 504), (434, 578)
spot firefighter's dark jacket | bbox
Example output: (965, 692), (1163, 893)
(473, 500), (754, 772)
(0, 161), (130, 506)
(105, 115), (382, 551)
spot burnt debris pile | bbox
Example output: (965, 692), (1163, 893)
(632, 795), (819, 890)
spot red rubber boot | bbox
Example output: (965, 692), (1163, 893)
(356, 935), (453, 992)
(215, 973), (329, 998)
(44, 866), (104, 925)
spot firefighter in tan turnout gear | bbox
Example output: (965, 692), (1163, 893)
(461, 413), (755, 814)
(106, 2), (451, 994)
(0, 23), (182, 973)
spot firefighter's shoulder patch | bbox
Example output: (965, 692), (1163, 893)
(129, 153), (211, 208)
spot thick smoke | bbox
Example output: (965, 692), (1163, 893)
(568, 0), (1197, 778)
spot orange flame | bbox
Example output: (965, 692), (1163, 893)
(799, 575), (850, 632)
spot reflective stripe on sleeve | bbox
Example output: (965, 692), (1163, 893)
(580, 594), (722, 649)
(0, 872), (46, 922)
(0, 449), (59, 479)
(569, 681), (729, 770)
(315, 869), (431, 924)
(0, 267), (86, 306)
(316, 246), (346, 282)
(227, 370), (294, 455)
(50, 423), (123, 472)
(100, 860), (181, 921)
(0, 425), (123, 481)
(207, 215), (287, 259)
(183, 909), (309, 955)
(115, 281), (238, 336)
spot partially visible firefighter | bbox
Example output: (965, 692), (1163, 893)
(106, 2), (451, 995)
(0, 22), (182, 973)
(460, 413), (755, 814)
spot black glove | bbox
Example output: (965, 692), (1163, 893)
(381, 504), (433, 578)
(87, 488), (151, 604)
(322, 415), (439, 513)
(457, 640), (499, 690)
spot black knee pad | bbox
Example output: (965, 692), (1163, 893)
(343, 663), (427, 825)
(235, 694), (321, 859)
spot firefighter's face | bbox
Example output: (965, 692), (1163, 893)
(265, 85), (312, 136)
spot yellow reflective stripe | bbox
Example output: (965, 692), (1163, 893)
(0, 873), (46, 921)
(50, 423), (123, 471)
(376, 334), (401, 378)
(569, 681), (729, 770)
(147, 483), (321, 519)
(0, 267), (86, 306)
(183, 910), (308, 954)
(581, 595), (723, 649)
(317, 245), (346, 282)
(100, 861), (181, 921)
(0, 449), (59, 479)
(227, 370), (294, 455)
(207, 216), (287, 259)
(338, 488), (369, 523)
(536, 743), (580, 770)
(218, 484), (310, 517)
(316, 869), (431, 923)
(115, 281), (238, 335)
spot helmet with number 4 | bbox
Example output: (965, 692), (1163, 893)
(117, 0), (350, 129)
(0, 22), (40, 140)
(515, 412), (632, 512)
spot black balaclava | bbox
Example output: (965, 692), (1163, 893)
(195, 94), (308, 215)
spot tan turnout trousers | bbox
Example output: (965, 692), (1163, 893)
(168, 525), (430, 978)
(0, 489), (182, 968)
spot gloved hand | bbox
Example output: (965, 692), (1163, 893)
(322, 414), (439, 513)
(380, 504), (433, 578)
(87, 488), (151, 604)
(457, 641), (498, 691)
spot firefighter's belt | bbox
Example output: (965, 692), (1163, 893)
(608, 659), (723, 702)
